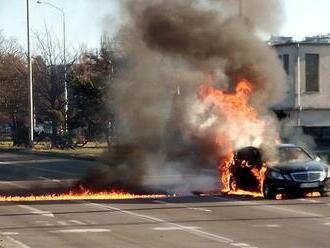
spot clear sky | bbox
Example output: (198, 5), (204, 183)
(280, 0), (330, 39)
(0, 0), (330, 51)
(0, 0), (121, 51)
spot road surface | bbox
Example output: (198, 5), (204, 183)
(0, 151), (329, 247)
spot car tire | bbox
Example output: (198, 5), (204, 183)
(263, 182), (277, 199)
(229, 175), (237, 191)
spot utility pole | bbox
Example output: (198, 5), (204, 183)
(27, 0), (34, 148)
(296, 44), (301, 127)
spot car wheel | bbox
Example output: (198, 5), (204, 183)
(229, 176), (237, 191)
(263, 182), (277, 199)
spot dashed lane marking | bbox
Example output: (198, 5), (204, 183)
(252, 224), (280, 228)
(18, 205), (55, 218)
(298, 198), (320, 203)
(1, 232), (19, 235)
(188, 207), (212, 212)
(68, 220), (86, 225)
(230, 243), (257, 248)
(261, 204), (323, 217)
(49, 229), (111, 233)
(85, 202), (258, 247)
(38, 176), (61, 183)
(153, 226), (200, 231)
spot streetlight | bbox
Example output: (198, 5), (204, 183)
(27, 0), (34, 147)
(36, 0), (68, 132)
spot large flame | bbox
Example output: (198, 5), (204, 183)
(0, 189), (170, 202)
(199, 78), (267, 197)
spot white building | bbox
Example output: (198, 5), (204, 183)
(273, 40), (330, 146)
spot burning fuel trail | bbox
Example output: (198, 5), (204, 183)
(0, 189), (169, 202)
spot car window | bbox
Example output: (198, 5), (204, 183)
(278, 147), (312, 163)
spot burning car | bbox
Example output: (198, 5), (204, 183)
(227, 144), (330, 199)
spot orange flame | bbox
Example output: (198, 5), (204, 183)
(199, 78), (267, 197)
(0, 189), (170, 202)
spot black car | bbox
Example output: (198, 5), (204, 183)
(228, 144), (330, 199)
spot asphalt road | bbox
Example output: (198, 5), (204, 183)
(0, 151), (330, 248)
(0, 151), (97, 196)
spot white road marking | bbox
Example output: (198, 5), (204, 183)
(298, 198), (320, 203)
(68, 220), (86, 225)
(38, 176), (61, 183)
(85, 202), (256, 245)
(6, 236), (31, 248)
(230, 243), (253, 247)
(49, 229), (111, 233)
(153, 226), (199, 231)
(260, 204), (323, 217)
(252, 224), (280, 228)
(1, 232), (19, 235)
(231, 199), (324, 218)
(18, 205), (55, 218)
(188, 207), (212, 212)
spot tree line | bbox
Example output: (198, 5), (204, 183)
(0, 30), (119, 149)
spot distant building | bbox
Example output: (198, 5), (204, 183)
(272, 38), (330, 146)
(268, 35), (293, 45)
(303, 34), (330, 44)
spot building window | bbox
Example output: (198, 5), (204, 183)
(305, 53), (319, 92)
(279, 54), (289, 75)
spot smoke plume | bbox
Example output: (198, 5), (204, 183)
(88, 0), (287, 194)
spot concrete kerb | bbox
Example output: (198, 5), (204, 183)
(0, 147), (98, 162)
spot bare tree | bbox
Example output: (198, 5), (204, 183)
(32, 29), (76, 148)
(0, 32), (29, 146)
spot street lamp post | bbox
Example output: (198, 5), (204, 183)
(37, 1), (68, 132)
(27, 0), (34, 147)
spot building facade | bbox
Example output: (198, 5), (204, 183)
(273, 41), (330, 146)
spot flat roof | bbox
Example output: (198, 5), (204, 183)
(273, 42), (330, 47)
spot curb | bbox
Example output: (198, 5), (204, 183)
(0, 148), (98, 161)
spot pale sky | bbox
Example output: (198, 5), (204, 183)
(0, 0), (330, 51)
(0, 0), (121, 51)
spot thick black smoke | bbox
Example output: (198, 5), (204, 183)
(82, 0), (287, 194)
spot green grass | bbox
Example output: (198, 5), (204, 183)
(0, 140), (107, 157)
(33, 141), (107, 157)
